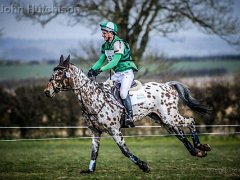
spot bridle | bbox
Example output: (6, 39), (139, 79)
(49, 65), (124, 129)
(49, 66), (101, 121)
(50, 66), (84, 93)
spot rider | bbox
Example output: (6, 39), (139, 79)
(88, 21), (138, 127)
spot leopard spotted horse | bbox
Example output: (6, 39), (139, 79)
(44, 55), (212, 174)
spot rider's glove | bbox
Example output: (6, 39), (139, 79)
(87, 69), (95, 77)
(87, 69), (102, 77)
(93, 69), (102, 76)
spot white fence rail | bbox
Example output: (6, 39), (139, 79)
(0, 125), (239, 142)
(0, 125), (239, 129)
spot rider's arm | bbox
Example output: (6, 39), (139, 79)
(100, 41), (124, 71)
(91, 54), (106, 70)
(100, 53), (122, 71)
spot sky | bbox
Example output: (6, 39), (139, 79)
(0, 0), (101, 40)
(0, 0), (240, 60)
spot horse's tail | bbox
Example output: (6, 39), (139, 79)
(167, 81), (212, 119)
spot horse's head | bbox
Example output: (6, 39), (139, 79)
(44, 55), (74, 98)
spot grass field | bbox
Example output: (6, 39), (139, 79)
(0, 59), (240, 80)
(0, 136), (239, 179)
(172, 60), (240, 72)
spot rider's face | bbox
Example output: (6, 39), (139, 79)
(102, 30), (113, 42)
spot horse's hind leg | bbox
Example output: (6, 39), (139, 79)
(110, 128), (150, 172)
(167, 126), (198, 156)
(173, 115), (211, 152)
(167, 126), (207, 157)
(176, 114), (211, 152)
(166, 110), (211, 153)
(188, 124), (211, 151)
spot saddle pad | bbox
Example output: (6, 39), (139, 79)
(129, 80), (142, 91)
(129, 87), (147, 105)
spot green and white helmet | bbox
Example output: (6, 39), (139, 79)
(100, 21), (118, 34)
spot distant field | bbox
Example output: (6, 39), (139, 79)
(172, 60), (240, 72)
(0, 64), (53, 80)
(0, 136), (239, 179)
(0, 59), (240, 80)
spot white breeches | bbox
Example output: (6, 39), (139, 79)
(107, 69), (134, 99)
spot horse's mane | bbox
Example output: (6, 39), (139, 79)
(66, 64), (117, 102)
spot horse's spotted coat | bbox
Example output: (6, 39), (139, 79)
(44, 56), (211, 173)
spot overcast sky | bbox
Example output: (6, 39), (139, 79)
(0, 0), (240, 58)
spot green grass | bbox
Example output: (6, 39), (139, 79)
(0, 136), (239, 179)
(0, 59), (240, 80)
(172, 60), (240, 73)
(0, 64), (53, 80)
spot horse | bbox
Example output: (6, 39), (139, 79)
(44, 55), (212, 174)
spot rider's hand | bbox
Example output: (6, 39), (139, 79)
(87, 69), (102, 77)
(93, 69), (102, 76)
(87, 69), (95, 77)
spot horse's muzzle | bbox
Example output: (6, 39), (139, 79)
(44, 89), (50, 97)
(44, 86), (55, 98)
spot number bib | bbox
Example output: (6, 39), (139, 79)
(105, 50), (114, 62)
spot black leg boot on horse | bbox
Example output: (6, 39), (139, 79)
(122, 94), (135, 127)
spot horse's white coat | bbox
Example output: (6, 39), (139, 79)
(44, 58), (210, 173)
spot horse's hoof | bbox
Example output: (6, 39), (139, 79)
(80, 169), (94, 174)
(196, 144), (211, 151)
(196, 150), (207, 158)
(139, 161), (150, 173)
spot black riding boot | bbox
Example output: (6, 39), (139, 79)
(122, 94), (134, 127)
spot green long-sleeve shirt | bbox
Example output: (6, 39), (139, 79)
(91, 35), (138, 72)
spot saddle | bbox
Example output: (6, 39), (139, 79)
(109, 80), (142, 128)
(110, 80), (142, 104)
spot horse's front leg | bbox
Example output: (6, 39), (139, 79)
(110, 128), (150, 172)
(80, 127), (102, 174)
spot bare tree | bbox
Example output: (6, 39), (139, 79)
(69, 40), (100, 66)
(11, 0), (240, 64)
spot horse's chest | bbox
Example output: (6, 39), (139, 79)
(84, 109), (121, 132)
(84, 115), (109, 132)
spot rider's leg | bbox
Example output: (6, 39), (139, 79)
(120, 70), (134, 126)
(106, 71), (120, 83)
(122, 94), (134, 126)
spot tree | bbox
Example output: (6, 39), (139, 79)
(12, 86), (45, 137)
(12, 0), (240, 64)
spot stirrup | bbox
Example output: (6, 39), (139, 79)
(125, 116), (135, 127)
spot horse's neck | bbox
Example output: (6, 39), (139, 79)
(72, 65), (102, 110)
(71, 65), (94, 91)
(71, 65), (123, 114)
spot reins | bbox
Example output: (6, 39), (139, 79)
(51, 65), (124, 128)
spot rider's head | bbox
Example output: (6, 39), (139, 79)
(100, 21), (118, 42)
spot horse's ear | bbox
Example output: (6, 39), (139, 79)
(63, 55), (70, 68)
(66, 55), (70, 61)
(59, 55), (64, 64)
